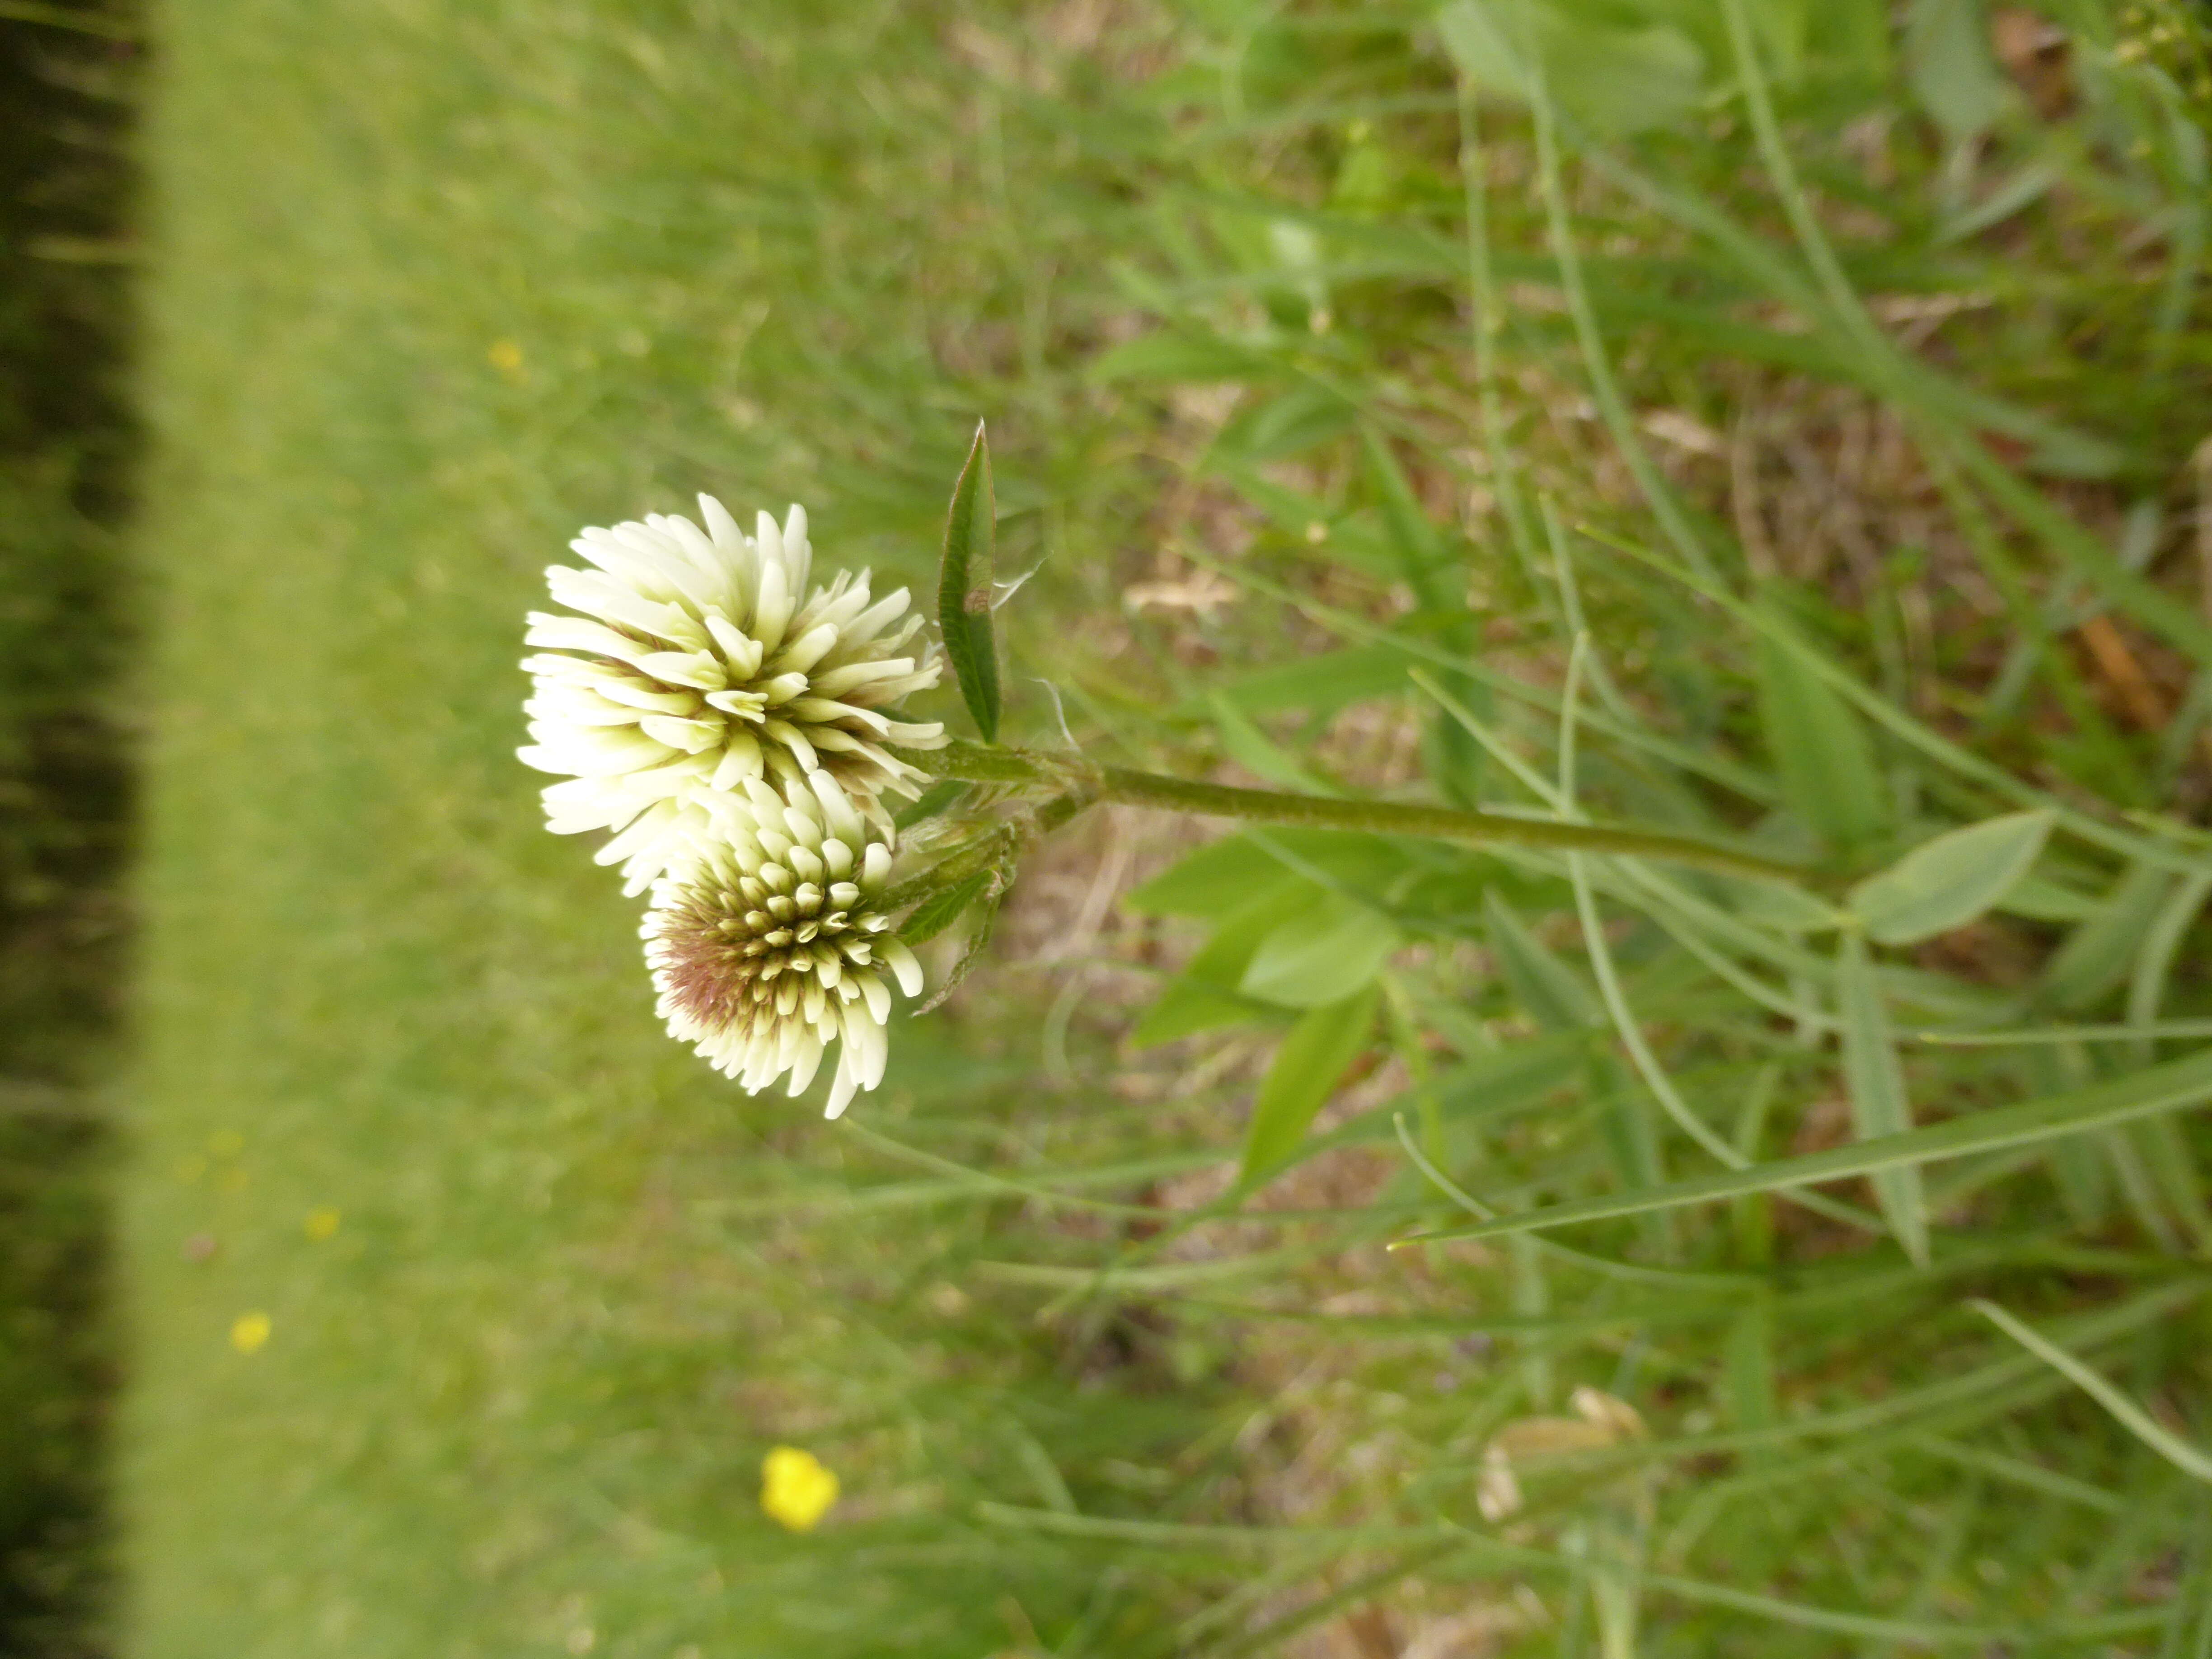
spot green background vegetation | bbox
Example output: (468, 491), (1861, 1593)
(3, 0), (2211, 1652)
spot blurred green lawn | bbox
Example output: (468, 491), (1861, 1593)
(127, 6), (1187, 1654)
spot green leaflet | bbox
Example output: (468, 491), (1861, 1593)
(1241, 984), (1381, 1184)
(1129, 979), (1280, 1050)
(1125, 836), (1304, 923)
(1358, 422), (1447, 606)
(1405, 1041), (2212, 1245)
(899, 868), (994, 946)
(1360, 422), (1487, 810)
(1848, 811), (2054, 946)
(1123, 828), (1412, 923)
(1838, 931), (1930, 1267)
(1131, 890), (1307, 1049)
(1997, 872), (2104, 924)
(1755, 617), (1889, 856)
(1085, 330), (1275, 385)
(937, 420), (1002, 742)
(1434, 0), (1706, 137)
(1239, 892), (1401, 1010)
(1904, 0), (2012, 145)
(1724, 874), (1846, 935)
(1130, 836), (1418, 1045)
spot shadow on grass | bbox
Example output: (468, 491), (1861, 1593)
(0, 3), (138, 1653)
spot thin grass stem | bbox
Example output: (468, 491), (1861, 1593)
(1970, 1299), (2212, 1485)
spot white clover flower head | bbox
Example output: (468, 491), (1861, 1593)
(642, 769), (925, 1119)
(519, 495), (946, 893)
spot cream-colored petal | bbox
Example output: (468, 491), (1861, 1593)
(841, 589), (912, 648)
(638, 715), (722, 754)
(631, 650), (725, 691)
(594, 679), (704, 716)
(806, 657), (915, 698)
(858, 970), (890, 1024)
(880, 937), (924, 998)
(759, 718), (817, 770)
(702, 613), (765, 680)
(784, 1034), (824, 1097)
(709, 735), (766, 790)
(698, 493), (745, 553)
(753, 555), (792, 650)
(823, 1063), (859, 1120)
(759, 671), (811, 707)
(703, 687), (768, 718)
(781, 503), (812, 593)
(770, 622), (841, 677)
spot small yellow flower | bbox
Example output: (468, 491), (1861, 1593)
(760, 1445), (838, 1532)
(208, 1130), (244, 1157)
(230, 1312), (271, 1354)
(304, 1207), (341, 1240)
(488, 338), (525, 380)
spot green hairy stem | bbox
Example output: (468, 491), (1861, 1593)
(897, 742), (1805, 885)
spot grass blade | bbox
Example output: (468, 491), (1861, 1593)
(1486, 891), (1598, 1030)
(979, 1505), (2169, 1643)
(1970, 1299), (2212, 1486)
(1525, 42), (1715, 583)
(1839, 931), (1929, 1266)
(1400, 1042), (2212, 1245)
(1583, 522), (2208, 876)
(2042, 862), (2177, 1012)
(2128, 867), (2212, 1058)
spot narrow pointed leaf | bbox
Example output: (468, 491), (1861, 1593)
(1838, 931), (1928, 1265)
(1726, 1301), (1778, 1438)
(2041, 862), (2175, 1012)
(893, 778), (970, 830)
(1849, 810), (2054, 946)
(1755, 619), (1888, 853)
(1208, 691), (1331, 793)
(1242, 984), (1380, 1184)
(938, 420), (1001, 741)
(1486, 892), (1598, 1030)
